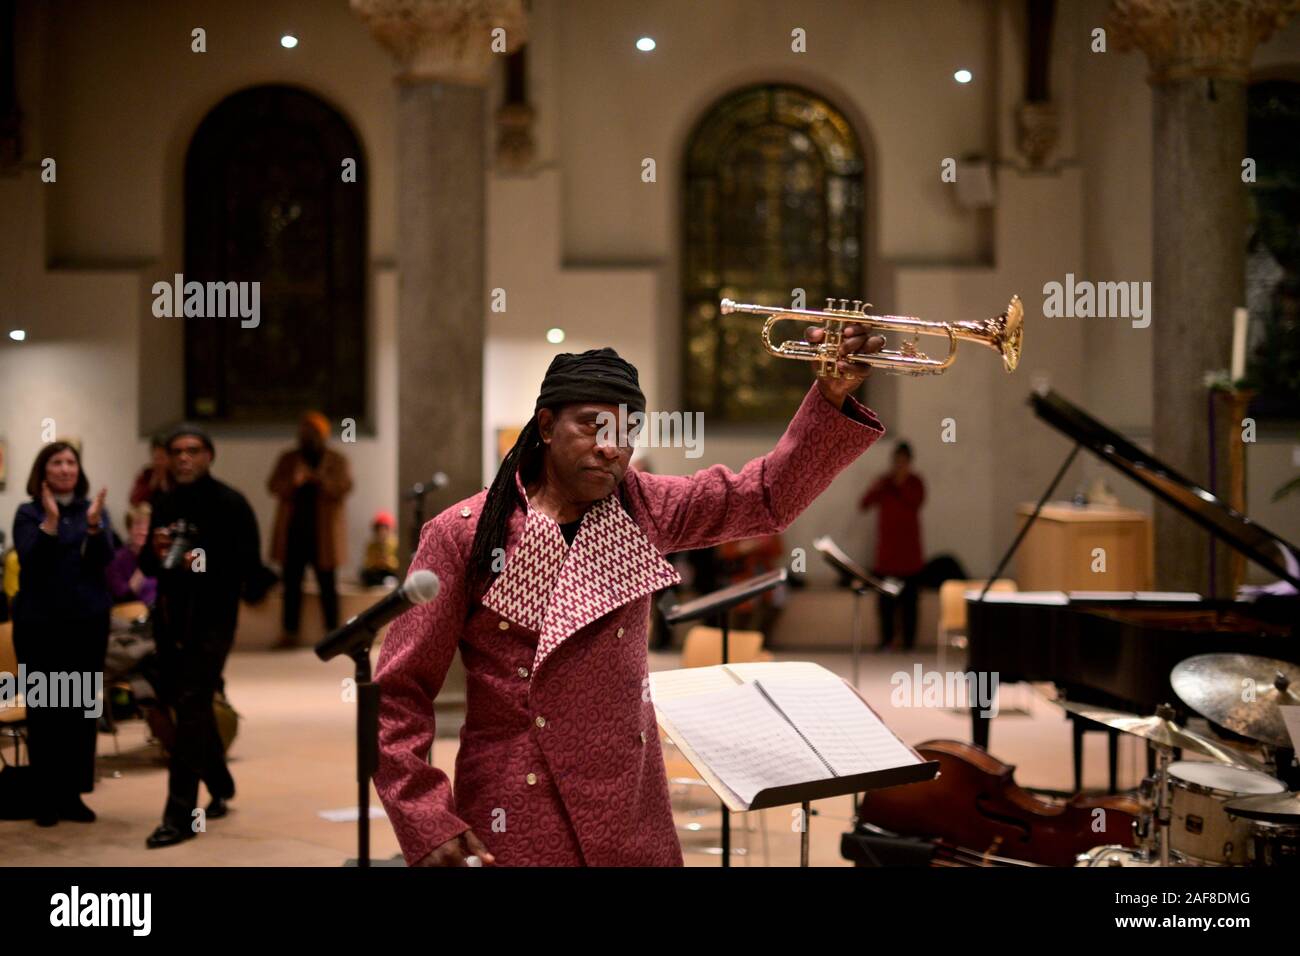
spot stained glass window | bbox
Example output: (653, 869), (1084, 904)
(683, 85), (865, 422)
(1246, 81), (1300, 422)
(184, 85), (367, 425)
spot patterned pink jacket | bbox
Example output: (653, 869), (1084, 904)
(374, 384), (885, 866)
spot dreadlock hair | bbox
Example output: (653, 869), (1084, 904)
(468, 415), (543, 597)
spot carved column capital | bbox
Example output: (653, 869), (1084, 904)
(1106, 0), (1297, 83)
(350, 0), (527, 85)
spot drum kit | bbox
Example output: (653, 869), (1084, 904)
(1072, 653), (1300, 868)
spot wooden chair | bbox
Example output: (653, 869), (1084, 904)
(679, 626), (774, 669)
(0, 621), (27, 766)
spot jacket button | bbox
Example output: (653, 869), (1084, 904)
(526, 772), (537, 786)
(640, 730), (647, 744)
(498, 620), (509, 631)
(460, 507), (472, 518)
(616, 627), (625, 638)
(517, 666), (529, 678)
(535, 715), (546, 728)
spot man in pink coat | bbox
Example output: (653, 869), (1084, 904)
(375, 325), (887, 866)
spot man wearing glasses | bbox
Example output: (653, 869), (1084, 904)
(138, 424), (263, 849)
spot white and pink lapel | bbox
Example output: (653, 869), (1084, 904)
(481, 471), (680, 672)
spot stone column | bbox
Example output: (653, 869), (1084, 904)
(1108, 0), (1293, 595)
(352, 0), (527, 557)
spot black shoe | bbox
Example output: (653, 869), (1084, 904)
(145, 824), (196, 849)
(59, 797), (96, 823)
(35, 809), (59, 828)
(206, 797), (229, 819)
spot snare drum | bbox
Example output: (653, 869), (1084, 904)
(1246, 820), (1300, 868)
(1167, 762), (1285, 866)
(1075, 845), (1161, 867)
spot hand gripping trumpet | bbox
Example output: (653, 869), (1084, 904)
(718, 295), (1024, 378)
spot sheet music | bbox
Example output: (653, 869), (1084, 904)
(649, 665), (743, 703)
(756, 677), (921, 776)
(656, 682), (830, 807)
(726, 660), (828, 683)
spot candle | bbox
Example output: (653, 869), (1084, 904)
(1231, 307), (1248, 384)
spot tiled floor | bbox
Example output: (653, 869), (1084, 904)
(0, 645), (1154, 866)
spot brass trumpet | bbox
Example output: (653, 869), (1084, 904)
(718, 295), (1024, 377)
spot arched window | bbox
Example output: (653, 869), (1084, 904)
(1246, 80), (1300, 422)
(683, 85), (865, 423)
(184, 85), (366, 424)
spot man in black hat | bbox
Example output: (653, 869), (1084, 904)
(138, 424), (265, 848)
(375, 329), (890, 867)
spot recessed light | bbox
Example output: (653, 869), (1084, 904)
(281, 34), (299, 49)
(636, 37), (656, 52)
(954, 69), (972, 84)
(546, 328), (566, 344)
(8, 329), (26, 341)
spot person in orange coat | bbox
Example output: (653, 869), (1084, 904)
(376, 330), (889, 867)
(267, 412), (353, 648)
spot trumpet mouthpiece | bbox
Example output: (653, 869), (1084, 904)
(720, 298), (736, 315)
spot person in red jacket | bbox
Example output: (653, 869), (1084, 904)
(859, 441), (926, 650)
(375, 329), (888, 867)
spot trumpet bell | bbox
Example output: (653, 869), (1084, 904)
(998, 295), (1024, 373)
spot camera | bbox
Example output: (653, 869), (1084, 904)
(162, 520), (200, 572)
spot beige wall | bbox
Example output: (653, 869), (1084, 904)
(2, 0), (1298, 586)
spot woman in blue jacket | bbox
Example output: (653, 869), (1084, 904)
(11, 442), (115, 826)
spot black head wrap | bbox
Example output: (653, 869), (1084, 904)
(469, 348), (644, 593)
(534, 347), (646, 415)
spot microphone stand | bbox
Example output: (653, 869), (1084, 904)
(350, 632), (381, 868)
(405, 473), (449, 562)
(661, 567), (788, 867)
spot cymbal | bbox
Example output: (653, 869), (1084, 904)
(1224, 790), (1300, 824)
(1171, 654), (1300, 749)
(1059, 701), (1267, 771)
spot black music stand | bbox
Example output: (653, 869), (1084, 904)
(661, 568), (788, 866)
(812, 536), (904, 820)
(813, 535), (901, 689)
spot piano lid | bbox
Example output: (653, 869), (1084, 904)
(1031, 389), (1300, 590)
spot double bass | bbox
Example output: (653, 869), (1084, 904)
(852, 740), (1140, 867)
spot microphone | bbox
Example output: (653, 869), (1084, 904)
(404, 473), (449, 499)
(314, 570), (441, 662)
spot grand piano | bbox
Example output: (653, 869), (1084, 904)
(966, 390), (1299, 780)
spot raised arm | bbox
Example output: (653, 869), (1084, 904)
(373, 511), (471, 865)
(625, 383), (884, 555)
